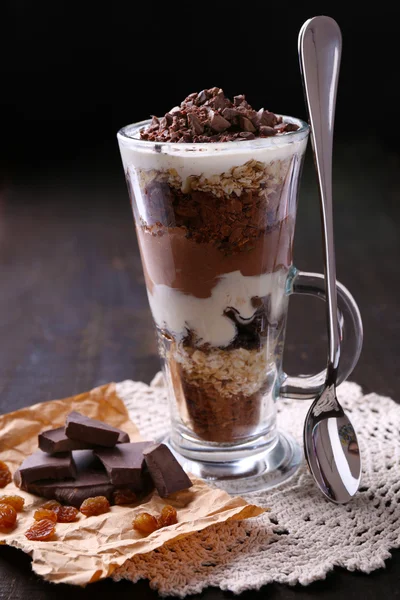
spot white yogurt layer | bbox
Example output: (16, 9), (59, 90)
(147, 269), (288, 348)
(118, 118), (308, 189)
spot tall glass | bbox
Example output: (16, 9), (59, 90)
(117, 119), (362, 492)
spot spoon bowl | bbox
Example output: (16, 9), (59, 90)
(304, 385), (361, 503)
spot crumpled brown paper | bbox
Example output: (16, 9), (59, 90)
(0, 384), (264, 585)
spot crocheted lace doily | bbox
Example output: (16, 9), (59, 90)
(113, 374), (400, 597)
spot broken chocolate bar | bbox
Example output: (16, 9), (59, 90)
(26, 477), (114, 508)
(95, 442), (154, 487)
(16, 449), (149, 507)
(143, 444), (192, 497)
(16, 450), (112, 507)
(39, 424), (129, 454)
(16, 449), (76, 486)
(65, 411), (128, 447)
(39, 427), (93, 454)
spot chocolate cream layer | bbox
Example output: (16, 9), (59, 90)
(137, 219), (294, 299)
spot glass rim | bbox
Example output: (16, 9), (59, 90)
(117, 115), (309, 152)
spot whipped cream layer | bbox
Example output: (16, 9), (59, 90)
(147, 269), (288, 348)
(118, 118), (308, 191)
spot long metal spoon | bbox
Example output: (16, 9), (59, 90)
(298, 16), (361, 503)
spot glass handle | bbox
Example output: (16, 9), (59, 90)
(280, 269), (363, 399)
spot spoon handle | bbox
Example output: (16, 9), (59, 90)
(298, 16), (342, 383)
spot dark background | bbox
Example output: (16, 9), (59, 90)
(1, 3), (400, 599)
(1, 3), (400, 179)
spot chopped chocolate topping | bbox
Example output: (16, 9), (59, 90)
(140, 88), (299, 143)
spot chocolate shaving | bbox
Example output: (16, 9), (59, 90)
(209, 110), (230, 133)
(239, 116), (256, 132)
(140, 88), (299, 143)
(259, 126), (276, 137)
(188, 113), (204, 135)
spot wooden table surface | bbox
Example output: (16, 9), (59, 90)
(0, 139), (399, 598)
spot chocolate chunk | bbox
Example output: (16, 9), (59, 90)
(259, 125), (276, 137)
(159, 116), (168, 130)
(284, 122), (299, 132)
(65, 411), (126, 447)
(274, 122), (289, 133)
(234, 94), (246, 106)
(222, 107), (240, 121)
(39, 427), (93, 454)
(95, 442), (154, 487)
(239, 116), (256, 132)
(257, 109), (278, 127)
(147, 115), (159, 132)
(196, 89), (210, 105)
(16, 450), (76, 485)
(206, 90), (227, 111)
(238, 131), (256, 140)
(39, 425), (129, 454)
(209, 110), (230, 133)
(187, 113), (204, 135)
(143, 443), (193, 497)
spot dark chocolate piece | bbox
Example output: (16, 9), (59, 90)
(16, 449), (150, 507)
(39, 424), (129, 454)
(23, 473), (114, 508)
(17, 449), (76, 485)
(95, 442), (154, 487)
(143, 444), (193, 497)
(39, 427), (92, 454)
(16, 450), (112, 507)
(65, 411), (126, 447)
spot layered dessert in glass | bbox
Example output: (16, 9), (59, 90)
(118, 88), (308, 451)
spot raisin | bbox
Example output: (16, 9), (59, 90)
(0, 503), (17, 530)
(34, 508), (57, 523)
(80, 496), (110, 517)
(157, 505), (178, 528)
(58, 506), (79, 523)
(133, 512), (159, 535)
(25, 518), (56, 541)
(113, 489), (137, 505)
(0, 461), (12, 488)
(41, 500), (61, 517)
(0, 495), (25, 512)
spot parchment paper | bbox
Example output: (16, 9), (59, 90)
(0, 384), (264, 585)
